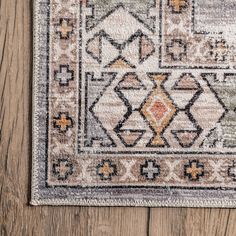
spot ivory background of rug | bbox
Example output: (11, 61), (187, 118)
(1, 0), (236, 235)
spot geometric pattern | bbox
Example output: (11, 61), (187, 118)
(141, 74), (176, 147)
(54, 65), (74, 86)
(32, 0), (236, 207)
(184, 160), (204, 181)
(140, 160), (160, 180)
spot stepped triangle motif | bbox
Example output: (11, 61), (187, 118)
(106, 56), (136, 69)
(171, 130), (201, 148)
(172, 73), (200, 90)
(140, 34), (155, 63)
(117, 130), (146, 147)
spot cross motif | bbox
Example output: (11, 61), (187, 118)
(166, 39), (187, 61)
(56, 18), (73, 39)
(184, 160), (204, 181)
(97, 160), (117, 180)
(52, 159), (73, 180)
(168, 0), (188, 13)
(141, 160), (160, 180)
(53, 112), (73, 133)
(54, 65), (74, 86)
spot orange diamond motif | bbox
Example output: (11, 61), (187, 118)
(142, 74), (176, 146)
(150, 100), (168, 121)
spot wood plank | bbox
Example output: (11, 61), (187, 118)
(86, 207), (148, 236)
(149, 208), (236, 236)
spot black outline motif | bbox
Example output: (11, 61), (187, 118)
(52, 159), (74, 181)
(171, 73), (203, 147)
(86, 32), (102, 63)
(200, 73), (228, 146)
(140, 160), (160, 180)
(184, 160), (204, 181)
(55, 18), (74, 40)
(54, 65), (74, 86)
(139, 34), (155, 63)
(166, 39), (187, 61)
(117, 130), (146, 147)
(96, 160), (117, 180)
(172, 73), (200, 91)
(105, 55), (136, 69)
(85, 72), (117, 148)
(114, 72), (147, 147)
(86, 29), (155, 67)
(140, 73), (178, 147)
(53, 112), (73, 133)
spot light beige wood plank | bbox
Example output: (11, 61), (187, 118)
(149, 208), (187, 236)
(86, 207), (148, 236)
(149, 208), (236, 236)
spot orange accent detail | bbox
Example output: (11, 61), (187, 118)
(99, 163), (114, 178)
(170, 0), (188, 12)
(186, 163), (203, 180)
(55, 114), (71, 130)
(109, 58), (133, 69)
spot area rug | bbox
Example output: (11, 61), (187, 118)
(31, 0), (236, 207)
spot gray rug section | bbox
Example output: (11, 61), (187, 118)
(84, 73), (115, 148)
(35, 0), (49, 192)
(194, 0), (236, 33)
(203, 74), (236, 148)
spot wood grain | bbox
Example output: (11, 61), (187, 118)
(0, 0), (236, 235)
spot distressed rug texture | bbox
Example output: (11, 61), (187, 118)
(32, 0), (236, 207)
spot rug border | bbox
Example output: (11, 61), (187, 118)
(31, 198), (236, 208)
(32, 0), (41, 206)
(31, 0), (236, 208)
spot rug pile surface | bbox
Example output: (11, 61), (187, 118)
(32, 0), (236, 207)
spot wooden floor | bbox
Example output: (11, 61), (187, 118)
(1, 0), (236, 235)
